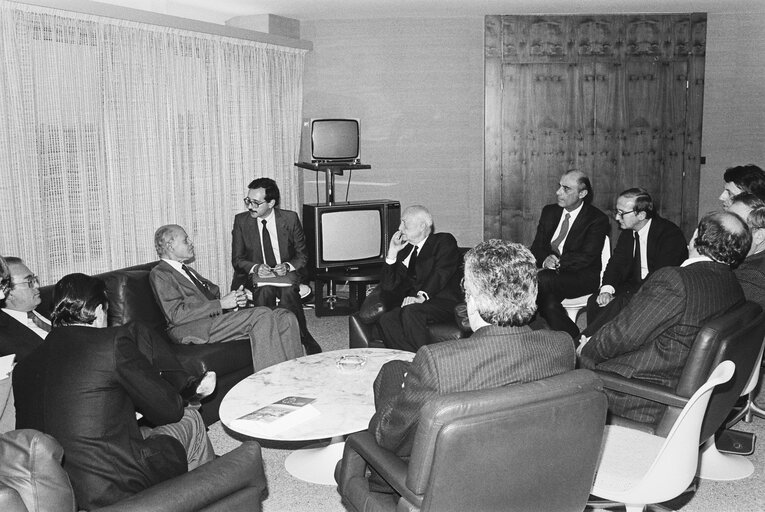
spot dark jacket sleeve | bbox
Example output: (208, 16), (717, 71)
(530, 205), (557, 266)
(115, 331), (184, 426)
(231, 214), (255, 277)
(558, 206), (610, 272)
(281, 210), (309, 273)
(369, 347), (439, 456)
(601, 229), (635, 289)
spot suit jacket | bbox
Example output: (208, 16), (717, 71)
(369, 324), (575, 457)
(530, 202), (610, 287)
(13, 325), (186, 510)
(580, 261), (745, 422)
(380, 232), (462, 304)
(0, 310), (44, 361)
(602, 215), (687, 292)
(734, 251), (765, 311)
(231, 208), (308, 289)
(149, 260), (223, 335)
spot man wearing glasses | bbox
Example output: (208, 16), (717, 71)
(0, 257), (48, 361)
(581, 188), (687, 337)
(231, 177), (322, 355)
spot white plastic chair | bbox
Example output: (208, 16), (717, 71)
(561, 236), (611, 322)
(589, 360), (735, 512)
(724, 335), (765, 428)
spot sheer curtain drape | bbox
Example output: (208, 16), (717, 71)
(0, 1), (306, 286)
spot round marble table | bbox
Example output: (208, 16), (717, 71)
(220, 348), (414, 485)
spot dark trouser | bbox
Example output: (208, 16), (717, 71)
(128, 321), (197, 393)
(536, 269), (598, 342)
(249, 271), (310, 337)
(582, 285), (639, 337)
(378, 298), (457, 352)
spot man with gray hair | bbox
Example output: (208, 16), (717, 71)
(377, 205), (463, 352)
(149, 224), (302, 373)
(369, 240), (575, 461)
(579, 211), (751, 424)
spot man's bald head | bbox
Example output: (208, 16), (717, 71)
(693, 211), (751, 267)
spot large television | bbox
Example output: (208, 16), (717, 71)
(303, 118), (360, 163)
(303, 200), (400, 272)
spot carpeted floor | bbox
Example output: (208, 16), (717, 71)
(207, 302), (765, 512)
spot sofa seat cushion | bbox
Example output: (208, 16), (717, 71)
(0, 430), (76, 512)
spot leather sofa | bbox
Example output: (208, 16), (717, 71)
(37, 261), (252, 426)
(348, 247), (472, 349)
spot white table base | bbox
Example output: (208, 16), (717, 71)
(284, 436), (345, 485)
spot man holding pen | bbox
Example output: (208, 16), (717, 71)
(231, 177), (322, 354)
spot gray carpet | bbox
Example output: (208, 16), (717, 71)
(207, 302), (765, 512)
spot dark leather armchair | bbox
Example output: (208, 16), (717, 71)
(597, 301), (765, 437)
(38, 262), (253, 425)
(0, 429), (266, 512)
(335, 369), (608, 512)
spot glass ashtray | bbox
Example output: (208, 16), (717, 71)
(336, 354), (367, 372)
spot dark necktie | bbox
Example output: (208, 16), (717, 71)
(27, 311), (51, 333)
(407, 246), (418, 278)
(632, 232), (642, 283)
(261, 220), (278, 268)
(182, 265), (217, 300)
(550, 213), (571, 256)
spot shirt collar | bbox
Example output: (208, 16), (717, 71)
(162, 258), (186, 273)
(2, 308), (39, 325)
(681, 255), (713, 267)
(563, 201), (584, 223)
(636, 218), (652, 238)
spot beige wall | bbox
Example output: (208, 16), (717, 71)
(302, 9), (765, 246)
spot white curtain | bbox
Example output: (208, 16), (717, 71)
(0, 1), (306, 287)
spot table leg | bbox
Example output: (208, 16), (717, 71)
(284, 436), (345, 485)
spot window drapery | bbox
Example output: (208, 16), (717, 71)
(0, 1), (306, 287)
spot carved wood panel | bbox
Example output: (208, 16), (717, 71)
(485, 14), (707, 243)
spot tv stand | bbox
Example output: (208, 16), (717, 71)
(295, 161), (371, 204)
(314, 266), (381, 317)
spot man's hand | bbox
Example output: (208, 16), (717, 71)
(596, 291), (614, 307)
(220, 286), (247, 309)
(272, 263), (288, 276)
(387, 230), (407, 259)
(257, 264), (277, 278)
(401, 294), (425, 307)
(542, 254), (560, 270)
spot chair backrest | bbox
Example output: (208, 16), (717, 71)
(405, 370), (607, 512)
(654, 301), (763, 436)
(625, 361), (734, 504)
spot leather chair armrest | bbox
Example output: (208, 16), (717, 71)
(597, 371), (688, 408)
(358, 286), (386, 324)
(339, 432), (422, 509)
(0, 486), (28, 512)
(95, 441), (265, 512)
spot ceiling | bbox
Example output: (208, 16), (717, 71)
(89, 0), (762, 25)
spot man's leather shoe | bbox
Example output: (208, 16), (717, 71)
(302, 332), (322, 355)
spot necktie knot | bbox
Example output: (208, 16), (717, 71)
(27, 311), (51, 333)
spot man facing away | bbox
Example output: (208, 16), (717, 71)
(231, 177), (322, 355)
(13, 273), (215, 510)
(579, 211), (750, 424)
(150, 224), (302, 373)
(369, 240), (575, 462)
(530, 169), (610, 341)
(377, 205), (463, 352)
(582, 188), (687, 336)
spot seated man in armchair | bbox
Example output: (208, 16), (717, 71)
(369, 240), (575, 470)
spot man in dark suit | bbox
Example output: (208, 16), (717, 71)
(150, 224), (302, 373)
(370, 240), (575, 461)
(377, 205), (463, 352)
(231, 177), (321, 355)
(0, 257), (47, 361)
(13, 273), (215, 510)
(718, 164), (765, 208)
(582, 188), (687, 336)
(530, 170), (610, 340)
(729, 196), (765, 309)
(579, 211), (751, 424)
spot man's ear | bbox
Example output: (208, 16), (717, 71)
(579, 188), (588, 200)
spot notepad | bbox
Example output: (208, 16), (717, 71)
(232, 396), (319, 435)
(0, 354), (14, 380)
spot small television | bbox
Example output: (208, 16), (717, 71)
(304, 118), (360, 163)
(303, 200), (400, 272)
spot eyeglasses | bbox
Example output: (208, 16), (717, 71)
(243, 198), (267, 208)
(10, 275), (39, 289)
(614, 209), (636, 218)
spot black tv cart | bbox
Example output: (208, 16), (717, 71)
(314, 267), (382, 317)
(295, 161), (371, 204)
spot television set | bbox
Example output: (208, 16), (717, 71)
(303, 200), (400, 272)
(303, 118), (360, 163)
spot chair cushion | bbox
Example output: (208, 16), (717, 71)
(0, 430), (76, 512)
(100, 269), (166, 330)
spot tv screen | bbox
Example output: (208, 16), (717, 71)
(321, 210), (381, 262)
(311, 118), (359, 162)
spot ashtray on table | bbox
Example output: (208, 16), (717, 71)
(336, 354), (367, 372)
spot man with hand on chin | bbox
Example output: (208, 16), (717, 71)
(377, 205), (462, 352)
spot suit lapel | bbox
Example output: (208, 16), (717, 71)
(244, 215), (264, 264)
(274, 209), (289, 260)
(160, 260), (206, 296)
(562, 204), (590, 252)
